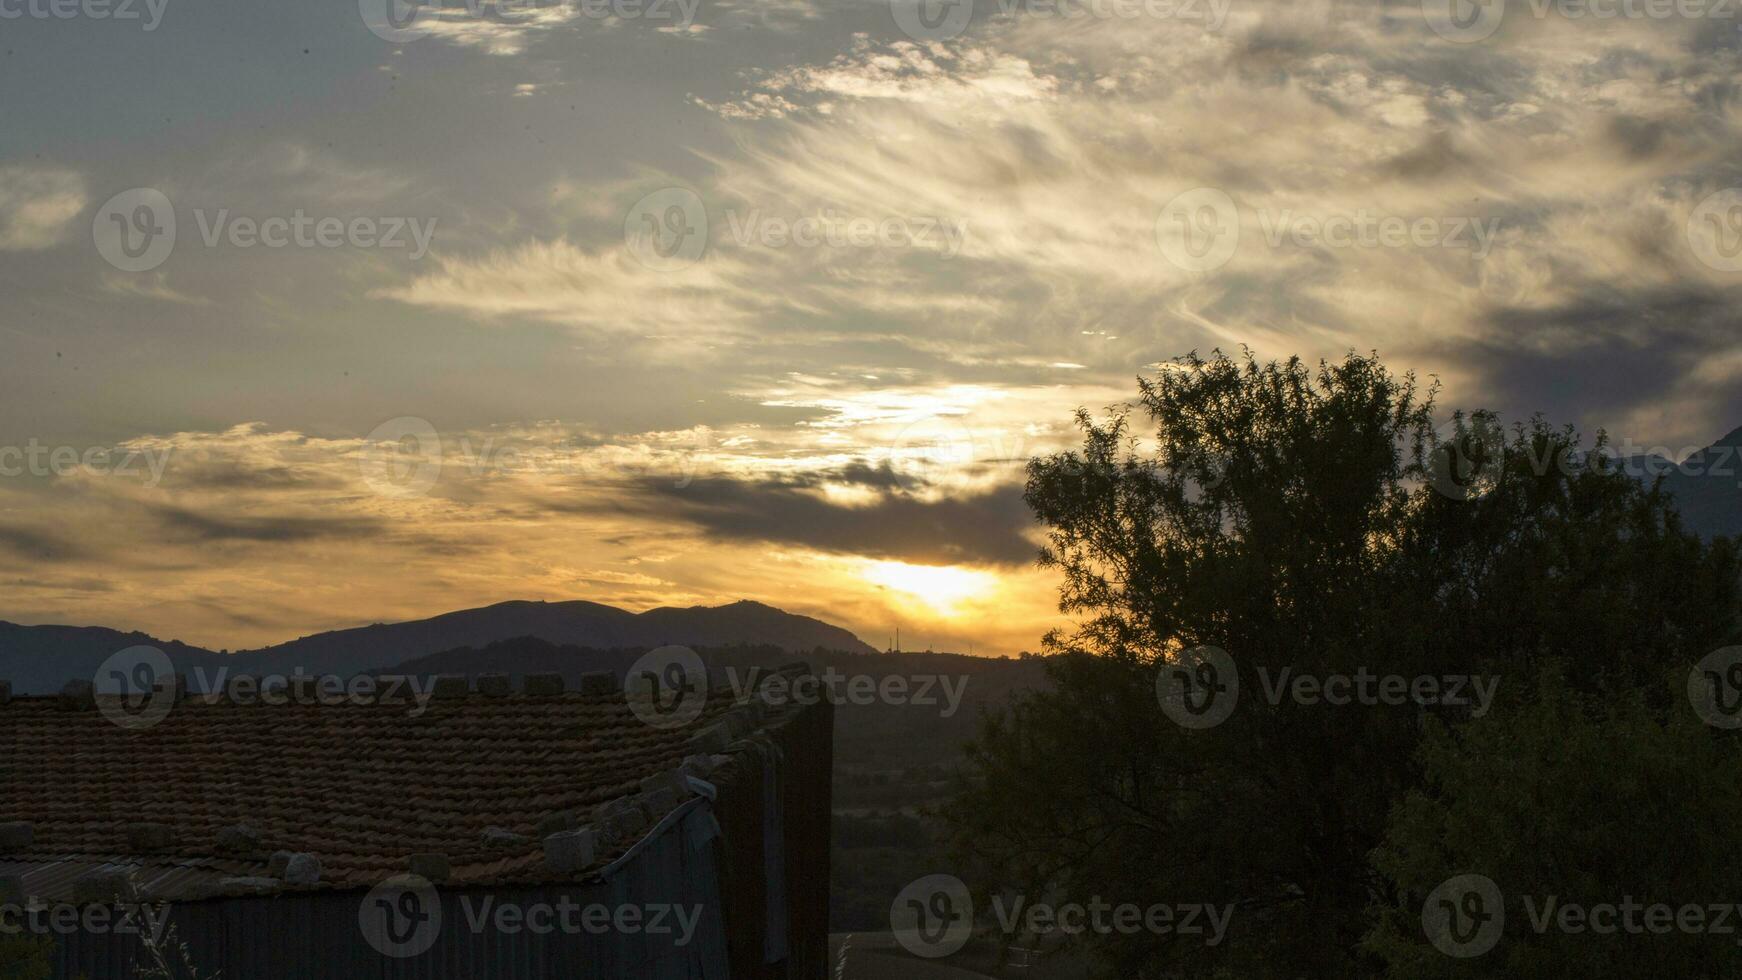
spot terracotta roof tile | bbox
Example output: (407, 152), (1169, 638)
(0, 685), (759, 900)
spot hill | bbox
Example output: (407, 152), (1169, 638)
(1626, 425), (1742, 540)
(0, 598), (876, 694)
(391, 636), (1051, 770)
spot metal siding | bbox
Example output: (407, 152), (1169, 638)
(37, 804), (731, 980)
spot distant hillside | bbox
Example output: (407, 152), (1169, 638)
(225, 598), (875, 677)
(1624, 425), (1742, 541)
(0, 598), (876, 694)
(0, 622), (232, 698)
(392, 637), (1052, 769)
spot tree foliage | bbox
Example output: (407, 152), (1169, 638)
(943, 349), (1741, 978)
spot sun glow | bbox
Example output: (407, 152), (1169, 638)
(858, 559), (998, 617)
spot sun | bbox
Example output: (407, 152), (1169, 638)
(858, 559), (997, 617)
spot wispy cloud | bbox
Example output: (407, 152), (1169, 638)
(0, 166), (86, 251)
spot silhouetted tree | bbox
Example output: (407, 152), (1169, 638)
(943, 349), (1740, 979)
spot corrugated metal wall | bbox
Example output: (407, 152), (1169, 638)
(44, 804), (728, 979)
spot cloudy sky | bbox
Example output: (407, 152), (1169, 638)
(2, 0), (1740, 653)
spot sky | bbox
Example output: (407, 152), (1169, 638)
(1, 0), (1740, 653)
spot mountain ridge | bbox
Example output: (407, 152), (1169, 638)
(1619, 425), (1742, 540)
(0, 598), (877, 695)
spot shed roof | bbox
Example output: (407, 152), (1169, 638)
(0, 668), (795, 903)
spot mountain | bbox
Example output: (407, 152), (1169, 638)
(0, 622), (232, 698)
(1622, 425), (1742, 540)
(0, 599), (876, 695)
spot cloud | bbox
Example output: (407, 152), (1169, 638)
(412, 5), (582, 55)
(376, 237), (772, 343)
(0, 167), (87, 251)
(99, 273), (211, 306)
(147, 503), (386, 544)
(0, 419), (1062, 652)
(207, 144), (417, 206)
(0, 524), (86, 563)
(1448, 284), (1742, 445)
(595, 472), (1038, 564)
(673, 5), (1742, 443)
(11, 0), (1742, 658)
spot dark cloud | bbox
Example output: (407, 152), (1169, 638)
(1449, 286), (1742, 440)
(0, 524), (85, 563)
(163, 461), (339, 493)
(1605, 115), (1667, 160)
(1382, 132), (1473, 181)
(149, 504), (385, 544)
(588, 474), (1038, 566)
